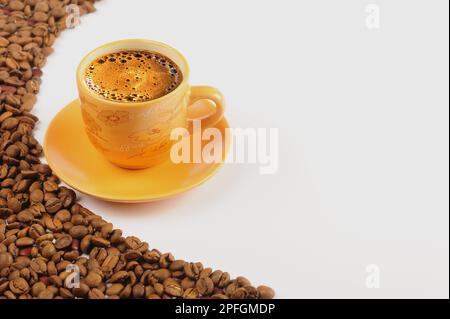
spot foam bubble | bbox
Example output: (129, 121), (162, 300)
(84, 50), (183, 102)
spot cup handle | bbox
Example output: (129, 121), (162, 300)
(187, 86), (225, 129)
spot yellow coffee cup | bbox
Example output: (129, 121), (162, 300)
(76, 39), (224, 169)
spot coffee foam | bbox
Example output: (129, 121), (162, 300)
(84, 50), (183, 102)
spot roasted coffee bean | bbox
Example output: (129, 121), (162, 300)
(164, 278), (183, 297)
(1, 117), (19, 130)
(72, 283), (90, 298)
(124, 250), (142, 261)
(71, 239), (80, 251)
(100, 223), (113, 238)
(54, 235), (72, 250)
(196, 277), (214, 296)
(243, 286), (258, 299)
(110, 229), (123, 244)
(19, 247), (33, 257)
(36, 234), (53, 245)
(88, 288), (105, 299)
(29, 224), (45, 238)
(37, 289), (54, 299)
(119, 284), (132, 298)
(71, 214), (84, 226)
(9, 1), (25, 11)
(184, 262), (201, 280)
(225, 282), (239, 296)
(41, 243), (56, 258)
(230, 287), (249, 299)
(55, 209), (71, 223)
(159, 253), (174, 268)
(91, 237), (110, 248)
(60, 288), (74, 299)
(84, 271), (103, 288)
(43, 180), (58, 192)
(16, 210), (34, 223)
(0, 0), (273, 300)
(101, 254), (118, 271)
(237, 276), (251, 287)
(257, 285), (275, 299)
(181, 277), (195, 290)
(0, 252), (13, 270)
(153, 268), (171, 281)
(106, 283), (124, 296)
(132, 283), (145, 298)
(183, 288), (199, 299)
(109, 270), (129, 283)
(169, 260), (186, 271)
(45, 197), (62, 213)
(7, 197), (21, 213)
(16, 237), (34, 247)
(80, 235), (92, 253)
(9, 277), (30, 294)
(31, 282), (46, 297)
(200, 268), (213, 279)
(69, 225), (88, 239)
(217, 272), (231, 288)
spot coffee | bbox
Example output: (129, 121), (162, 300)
(1, 1), (274, 300)
(84, 50), (183, 102)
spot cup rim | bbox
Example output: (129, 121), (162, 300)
(76, 39), (190, 107)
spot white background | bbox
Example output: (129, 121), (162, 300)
(35, 0), (449, 298)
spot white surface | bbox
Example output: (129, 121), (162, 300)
(35, 0), (449, 298)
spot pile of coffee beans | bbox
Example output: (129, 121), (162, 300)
(0, 0), (274, 299)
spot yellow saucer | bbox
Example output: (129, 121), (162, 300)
(44, 100), (229, 203)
